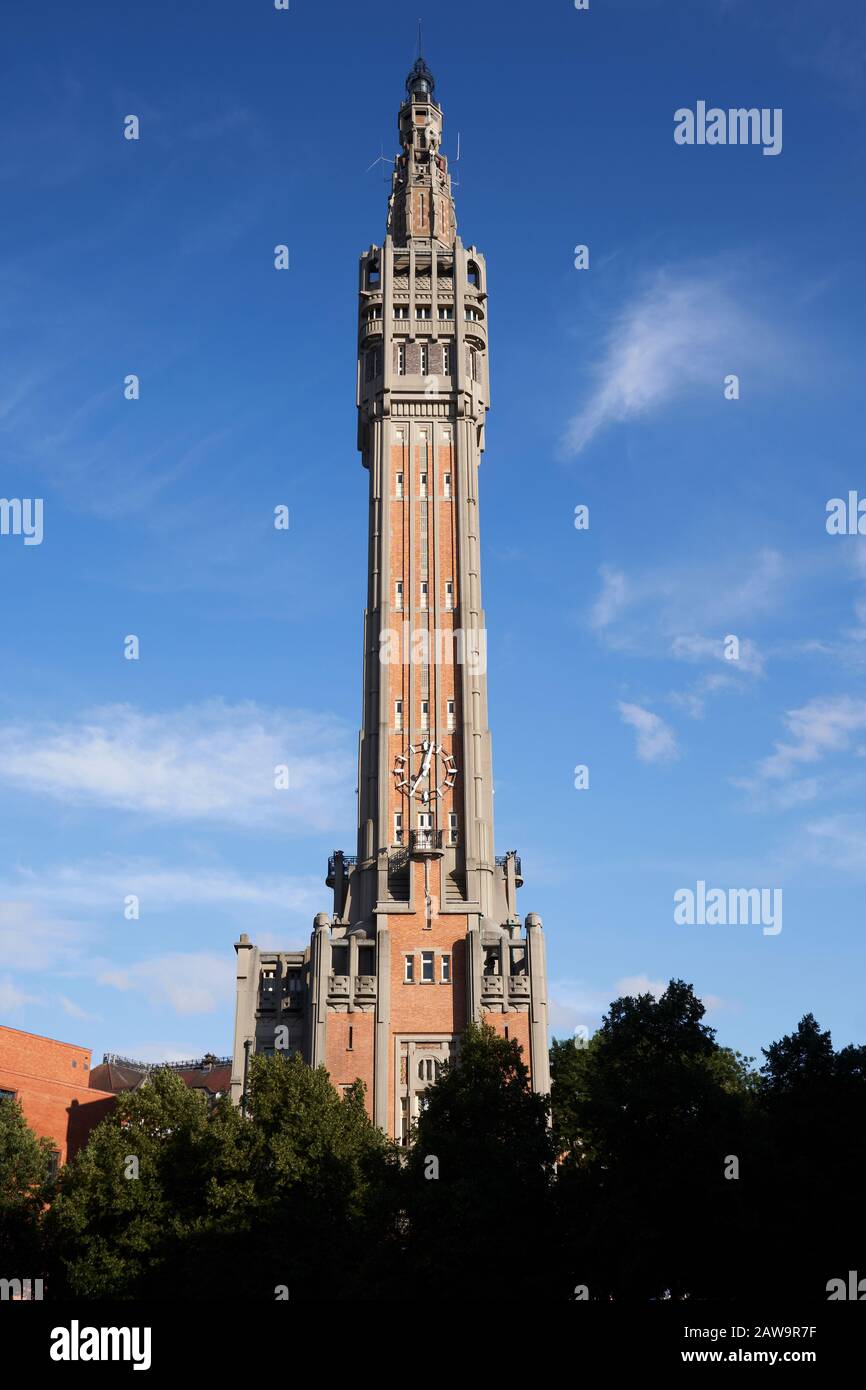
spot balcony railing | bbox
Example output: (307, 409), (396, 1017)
(410, 828), (444, 855)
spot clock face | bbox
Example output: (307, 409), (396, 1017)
(393, 741), (458, 803)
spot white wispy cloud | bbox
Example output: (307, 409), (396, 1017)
(560, 267), (785, 456)
(756, 696), (866, 781)
(734, 695), (866, 809)
(0, 700), (353, 831)
(97, 953), (232, 1016)
(618, 702), (679, 764)
(2, 858), (322, 918)
(0, 975), (38, 1011)
(0, 902), (93, 972)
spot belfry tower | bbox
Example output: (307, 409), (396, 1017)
(232, 53), (550, 1139)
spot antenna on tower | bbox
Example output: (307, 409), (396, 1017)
(365, 141), (395, 182)
(451, 131), (461, 189)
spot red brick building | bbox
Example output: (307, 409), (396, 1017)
(231, 53), (550, 1139)
(0, 1025), (116, 1165)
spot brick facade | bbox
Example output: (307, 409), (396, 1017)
(0, 1026), (116, 1164)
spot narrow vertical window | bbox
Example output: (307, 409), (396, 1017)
(421, 951), (435, 983)
(442, 344), (451, 374)
(420, 344), (429, 374)
(447, 700), (456, 733)
(419, 470), (428, 499)
(395, 471), (404, 498)
(441, 954), (451, 983)
(394, 811), (403, 844)
(443, 471), (452, 499)
(445, 580), (454, 611)
(420, 699), (429, 731)
(348, 1026), (354, 1051)
(397, 343), (406, 376)
(420, 581), (428, 610)
(395, 699), (403, 731)
(404, 953), (414, 983)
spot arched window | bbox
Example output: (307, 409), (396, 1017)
(367, 260), (380, 288)
(467, 261), (480, 288)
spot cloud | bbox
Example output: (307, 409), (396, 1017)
(618, 702), (679, 764)
(0, 975), (38, 1011)
(0, 700), (353, 831)
(802, 815), (866, 873)
(0, 902), (92, 972)
(2, 858), (322, 919)
(757, 696), (866, 781)
(590, 565), (630, 631)
(57, 995), (99, 1022)
(560, 268), (784, 456)
(733, 695), (866, 809)
(589, 552), (786, 648)
(97, 953), (231, 1016)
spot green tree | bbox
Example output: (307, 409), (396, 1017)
(46, 1056), (400, 1300)
(0, 1096), (54, 1277)
(755, 1014), (866, 1297)
(552, 980), (757, 1299)
(401, 1022), (559, 1298)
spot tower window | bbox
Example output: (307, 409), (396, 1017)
(420, 699), (429, 731)
(404, 953), (415, 983)
(397, 343), (406, 376)
(467, 262), (480, 288)
(395, 580), (403, 611)
(443, 471), (452, 499)
(420, 582), (428, 611)
(348, 1026), (354, 1051)
(448, 811), (458, 844)
(465, 307), (480, 322)
(367, 306), (382, 321)
(419, 470), (428, 498)
(367, 261), (380, 287)
(447, 700), (456, 733)
(394, 811), (404, 845)
(394, 306), (409, 319)
(445, 580), (454, 611)
(395, 471), (404, 498)
(438, 305), (454, 319)
(470, 348), (479, 381)
(420, 344), (429, 375)
(421, 951), (435, 983)
(395, 699), (403, 731)
(441, 953), (451, 983)
(442, 344), (451, 374)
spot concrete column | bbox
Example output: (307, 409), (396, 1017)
(309, 913), (331, 1067)
(374, 922), (391, 1132)
(525, 912), (550, 1094)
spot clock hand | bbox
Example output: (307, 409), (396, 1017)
(410, 744), (433, 794)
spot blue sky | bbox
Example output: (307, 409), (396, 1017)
(1, 0), (865, 1067)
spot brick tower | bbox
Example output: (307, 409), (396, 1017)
(231, 52), (550, 1138)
